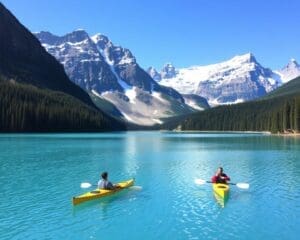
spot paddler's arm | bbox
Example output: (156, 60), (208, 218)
(105, 181), (115, 190)
(211, 175), (217, 183)
(221, 174), (230, 182)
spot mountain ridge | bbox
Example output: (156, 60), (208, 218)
(148, 53), (300, 106)
(35, 30), (204, 126)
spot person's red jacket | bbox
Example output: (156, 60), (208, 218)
(211, 173), (230, 183)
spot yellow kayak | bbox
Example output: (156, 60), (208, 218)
(212, 183), (230, 199)
(72, 179), (134, 205)
(213, 192), (226, 208)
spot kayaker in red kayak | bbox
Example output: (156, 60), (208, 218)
(98, 172), (120, 190)
(211, 167), (230, 184)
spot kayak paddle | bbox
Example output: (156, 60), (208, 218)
(194, 178), (249, 189)
(129, 186), (143, 190)
(80, 182), (94, 188)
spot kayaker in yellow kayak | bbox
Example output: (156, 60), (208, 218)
(98, 172), (120, 190)
(211, 167), (231, 184)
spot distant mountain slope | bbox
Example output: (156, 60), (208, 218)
(0, 3), (124, 132)
(149, 54), (300, 106)
(35, 31), (199, 126)
(181, 94), (210, 111)
(166, 76), (300, 133)
(263, 75), (300, 99)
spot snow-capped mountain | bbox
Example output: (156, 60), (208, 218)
(275, 59), (300, 83)
(35, 30), (197, 126)
(148, 53), (299, 106)
(36, 30), (122, 93)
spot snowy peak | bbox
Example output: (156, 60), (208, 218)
(91, 33), (136, 66)
(231, 52), (257, 64)
(211, 53), (259, 71)
(161, 63), (177, 79)
(91, 33), (111, 50)
(276, 58), (300, 83)
(155, 53), (279, 106)
(285, 58), (299, 69)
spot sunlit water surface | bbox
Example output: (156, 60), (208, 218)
(0, 132), (299, 239)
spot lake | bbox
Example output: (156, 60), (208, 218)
(0, 132), (299, 239)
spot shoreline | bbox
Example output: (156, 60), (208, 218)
(0, 130), (299, 136)
(273, 133), (300, 137)
(169, 130), (271, 134)
(170, 130), (300, 137)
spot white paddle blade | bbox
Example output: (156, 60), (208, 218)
(130, 186), (143, 191)
(236, 183), (249, 189)
(194, 179), (207, 185)
(80, 182), (92, 188)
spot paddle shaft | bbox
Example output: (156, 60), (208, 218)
(206, 180), (236, 185)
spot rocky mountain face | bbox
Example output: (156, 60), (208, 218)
(148, 53), (300, 106)
(147, 67), (161, 81)
(35, 31), (197, 126)
(90, 34), (184, 101)
(160, 63), (177, 79)
(35, 30), (122, 93)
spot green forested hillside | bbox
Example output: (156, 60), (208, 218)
(169, 77), (300, 133)
(0, 79), (124, 132)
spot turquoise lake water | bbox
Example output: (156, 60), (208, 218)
(0, 132), (299, 239)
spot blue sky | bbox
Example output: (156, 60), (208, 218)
(2, 0), (300, 70)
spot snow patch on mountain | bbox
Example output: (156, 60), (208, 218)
(181, 94), (210, 111)
(184, 100), (204, 111)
